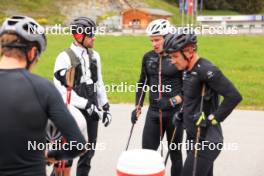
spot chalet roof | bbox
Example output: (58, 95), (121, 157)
(122, 8), (173, 16)
(139, 8), (173, 16)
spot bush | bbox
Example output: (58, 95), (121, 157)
(227, 0), (264, 14)
(204, 0), (232, 10)
(37, 18), (49, 25)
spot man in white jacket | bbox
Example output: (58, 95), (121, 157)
(53, 17), (112, 176)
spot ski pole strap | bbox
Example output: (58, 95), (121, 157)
(66, 87), (72, 105)
(195, 112), (206, 126)
(195, 84), (207, 127)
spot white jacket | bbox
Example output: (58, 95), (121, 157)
(53, 43), (108, 109)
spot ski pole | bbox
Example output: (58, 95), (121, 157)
(165, 104), (184, 166)
(192, 126), (201, 176)
(125, 78), (147, 151)
(164, 127), (177, 165)
(58, 67), (75, 176)
(192, 84), (206, 176)
(125, 124), (135, 151)
(158, 55), (164, 157)
(65, 66), (75, 105)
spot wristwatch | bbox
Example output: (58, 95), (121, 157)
(170, 97), (177, 108)
(208, 114), (218, 125)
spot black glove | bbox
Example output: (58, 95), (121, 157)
(156, 97), (173, 110)
(172, 111), (183, 127)
(131, 109), (137, 124)
(131, 107), (141, 124)
(102, 103), (110, 111)
(102, 111), (112, 127)
(85, 102), (102, 121)
(102, 103), (111, 127)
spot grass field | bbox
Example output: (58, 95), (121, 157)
(33, 35), (264, 110)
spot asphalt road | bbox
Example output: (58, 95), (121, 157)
(47, 104), (264, 176)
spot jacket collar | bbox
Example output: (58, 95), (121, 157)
(70, 42), (88, 58)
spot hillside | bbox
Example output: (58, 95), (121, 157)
(0, 0), (248, 25)
(0, 0), (146, 24)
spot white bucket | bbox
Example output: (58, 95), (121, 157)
(116, 149), (165, 176)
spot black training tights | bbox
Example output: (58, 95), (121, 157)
(142, 108), (183, 176)
(181, 136), (222, 176)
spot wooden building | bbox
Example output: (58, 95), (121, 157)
(122, 8), (173, 29)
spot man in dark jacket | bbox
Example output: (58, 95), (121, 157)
(0, 15), (86, 176)
(163, 31), (242, 176)
(131, 19), (184, 176)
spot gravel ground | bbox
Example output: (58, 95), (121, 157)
(47, 104), (264, 176)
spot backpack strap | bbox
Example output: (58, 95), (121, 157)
(65, 47), (98, 83)
(64, 48), (80, 68)
(87, 48), (98, 83)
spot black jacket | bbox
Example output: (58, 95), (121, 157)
(0, 69), (86, 176)
(183, 58), (242, 142)
(136, 50), (183, 111)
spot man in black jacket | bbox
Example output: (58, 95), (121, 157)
(131, 19), (184, 176)
(163, 31), (242, 176)
(0, 15), (86, 176)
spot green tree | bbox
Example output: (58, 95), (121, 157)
(204, 0), (232, 10)
(227, 0), (264, 14)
